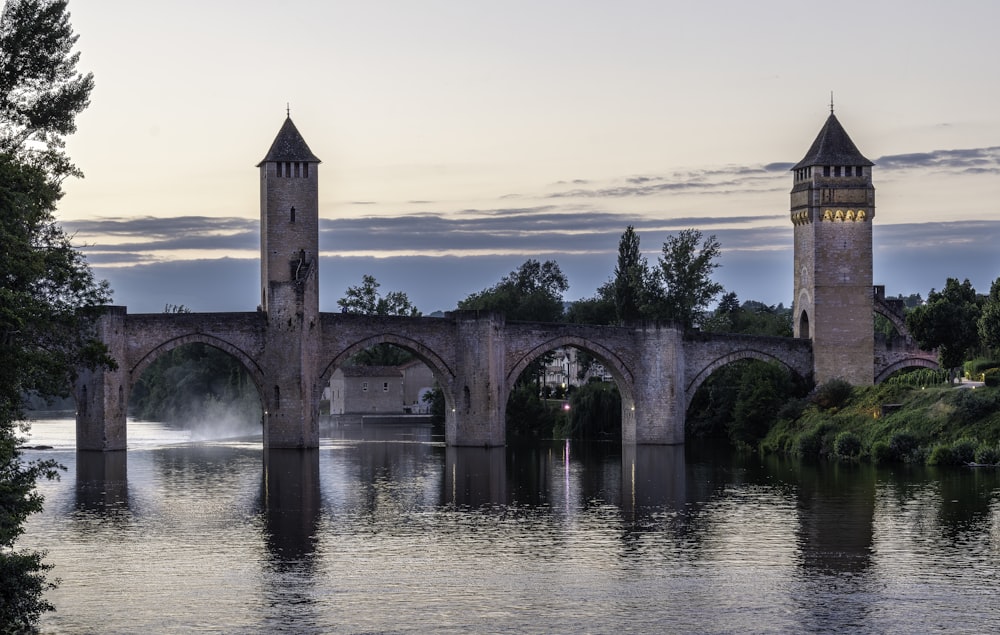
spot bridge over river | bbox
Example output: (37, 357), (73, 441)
(74, 113), (936, 450)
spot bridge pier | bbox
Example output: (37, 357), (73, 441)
(446, 311), (506, 447)
(629, 324), (686, 445)
(75, 306), (128, 451)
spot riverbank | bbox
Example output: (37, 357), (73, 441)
(761, 380), (1000, 465)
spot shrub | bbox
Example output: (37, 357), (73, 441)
(927, 444), (957, 466)
(795, 431), (823, 459)
(888, 431), (920, 462)
(984, 368), (1000, 387)
(951, 438), (978, 464)
(871, 441), (892, 465)
(812, 379), (854, 410)
(833, 431), (862, 458)
(777, 397), (809, 422)
(885, 367), (949, 387)
(974, 443), (1000, 465)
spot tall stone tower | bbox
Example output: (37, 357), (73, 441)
(257, 116), (322, 447)
(790, 110), (875, 385)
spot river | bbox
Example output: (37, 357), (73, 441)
(18, 416), (1000, 633)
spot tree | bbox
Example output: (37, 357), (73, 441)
(978, 277), (1000, 356)
(337, 274), (420, 317)
(613, 225), (650, 324)
(650, 229), (723, 330)
(0, 3), (104, 628)
(0, 0), (94, 182)
(337, 275), (420, 366)
(458, 259), (568, 323)
(906, 278), (982, 380)
(565, 281), (616, 326)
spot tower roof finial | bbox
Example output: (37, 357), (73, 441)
(286, 102), (290, 118)
(830, 91), (834, 115)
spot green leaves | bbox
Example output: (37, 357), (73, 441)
(458, 259), (568, 323)
(337, 274), (421, 317)
(906, 278), (981, 372)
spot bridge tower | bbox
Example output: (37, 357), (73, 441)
(790, 108), (875, 385)
(257, 116), (322, 447)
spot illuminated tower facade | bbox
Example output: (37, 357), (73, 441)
(790, 110), (875, 385)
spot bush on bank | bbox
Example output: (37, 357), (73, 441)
(760, 379), (1000, 465)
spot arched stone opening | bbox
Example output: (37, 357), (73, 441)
(319, 334), (456, 428)
(874, 358), (940, 384)
(684, 351), (810, 443)
(128, 335), (267, 438)
(504, 336), (635, 443)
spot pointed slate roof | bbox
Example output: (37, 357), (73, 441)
(257, 116), (321, 166)
(792, 113), (872, 170)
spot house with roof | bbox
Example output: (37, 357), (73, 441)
(329, 366), (404, 417)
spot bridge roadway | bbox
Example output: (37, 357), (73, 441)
(74, 307), (933, 450)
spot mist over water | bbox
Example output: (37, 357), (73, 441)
(18, 417), (1000, 634)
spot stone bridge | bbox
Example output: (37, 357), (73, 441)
(76, 308), (817, 450)
(72, 113), (939, 452)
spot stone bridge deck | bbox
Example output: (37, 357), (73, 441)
(78, 307), (935, 451)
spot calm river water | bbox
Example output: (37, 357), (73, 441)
(18, 416), (1000, 634)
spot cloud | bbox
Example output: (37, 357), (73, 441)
(545, 164), (788, 199)
(874, 146), (1000, 174)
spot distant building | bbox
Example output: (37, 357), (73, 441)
(398, 359), (435, 413)
(329, 366), (403, 415)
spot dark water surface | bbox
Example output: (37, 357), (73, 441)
(19, 418), (1000, 633)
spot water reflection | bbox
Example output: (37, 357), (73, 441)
(74, 450), (129, 513)
(444, 446), (506, 507)
(259, 449), (322, 634)
(18, 419), (1000, 634)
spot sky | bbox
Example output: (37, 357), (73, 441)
(52, 0), (1000, 314)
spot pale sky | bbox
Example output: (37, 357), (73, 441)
(54, 0), (1000, 313)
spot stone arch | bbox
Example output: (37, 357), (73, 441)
(873, 298), (909, 338)
(505, 335), (635, 404)
(318, 333), (456, 414)
(874, 357), (940, 384)
(129, 333), (267, 410)
(684, 349), (805, 410)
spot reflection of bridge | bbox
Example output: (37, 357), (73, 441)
(75, 113), (935, 450)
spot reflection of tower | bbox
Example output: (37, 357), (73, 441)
(258, 117), (323, 446)
(791, 107), (875, 384)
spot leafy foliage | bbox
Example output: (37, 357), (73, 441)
(649, 229), (723, 329)
(505, 385), (559, 439)
(0, 0), (93, 182)
(557, 381), (621, 439)
(613, 225), (651, 324)
(0, 2), (102, 627)
(337, 274), (420, 317)
(978, 277), (1000, 356)
(458, 259), (568, 323)
(337, 275), (420, 365)
(701, 293), (792, 336)
(686, 359), (806, 447)
(906, 278), (982, 375)
(810, 379), (854, 410)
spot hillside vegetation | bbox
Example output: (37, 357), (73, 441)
(761, 378), (1000, 466)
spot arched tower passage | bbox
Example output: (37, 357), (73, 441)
(685, 348), (807, 410)
(129, 334), (268, 411)
(318, 333), (457, 411)
(874, 358), (940, 384)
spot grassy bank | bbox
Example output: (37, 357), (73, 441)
(761, 381), (1000, 465)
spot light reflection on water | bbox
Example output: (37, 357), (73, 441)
(18, 418), (1000, 634)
